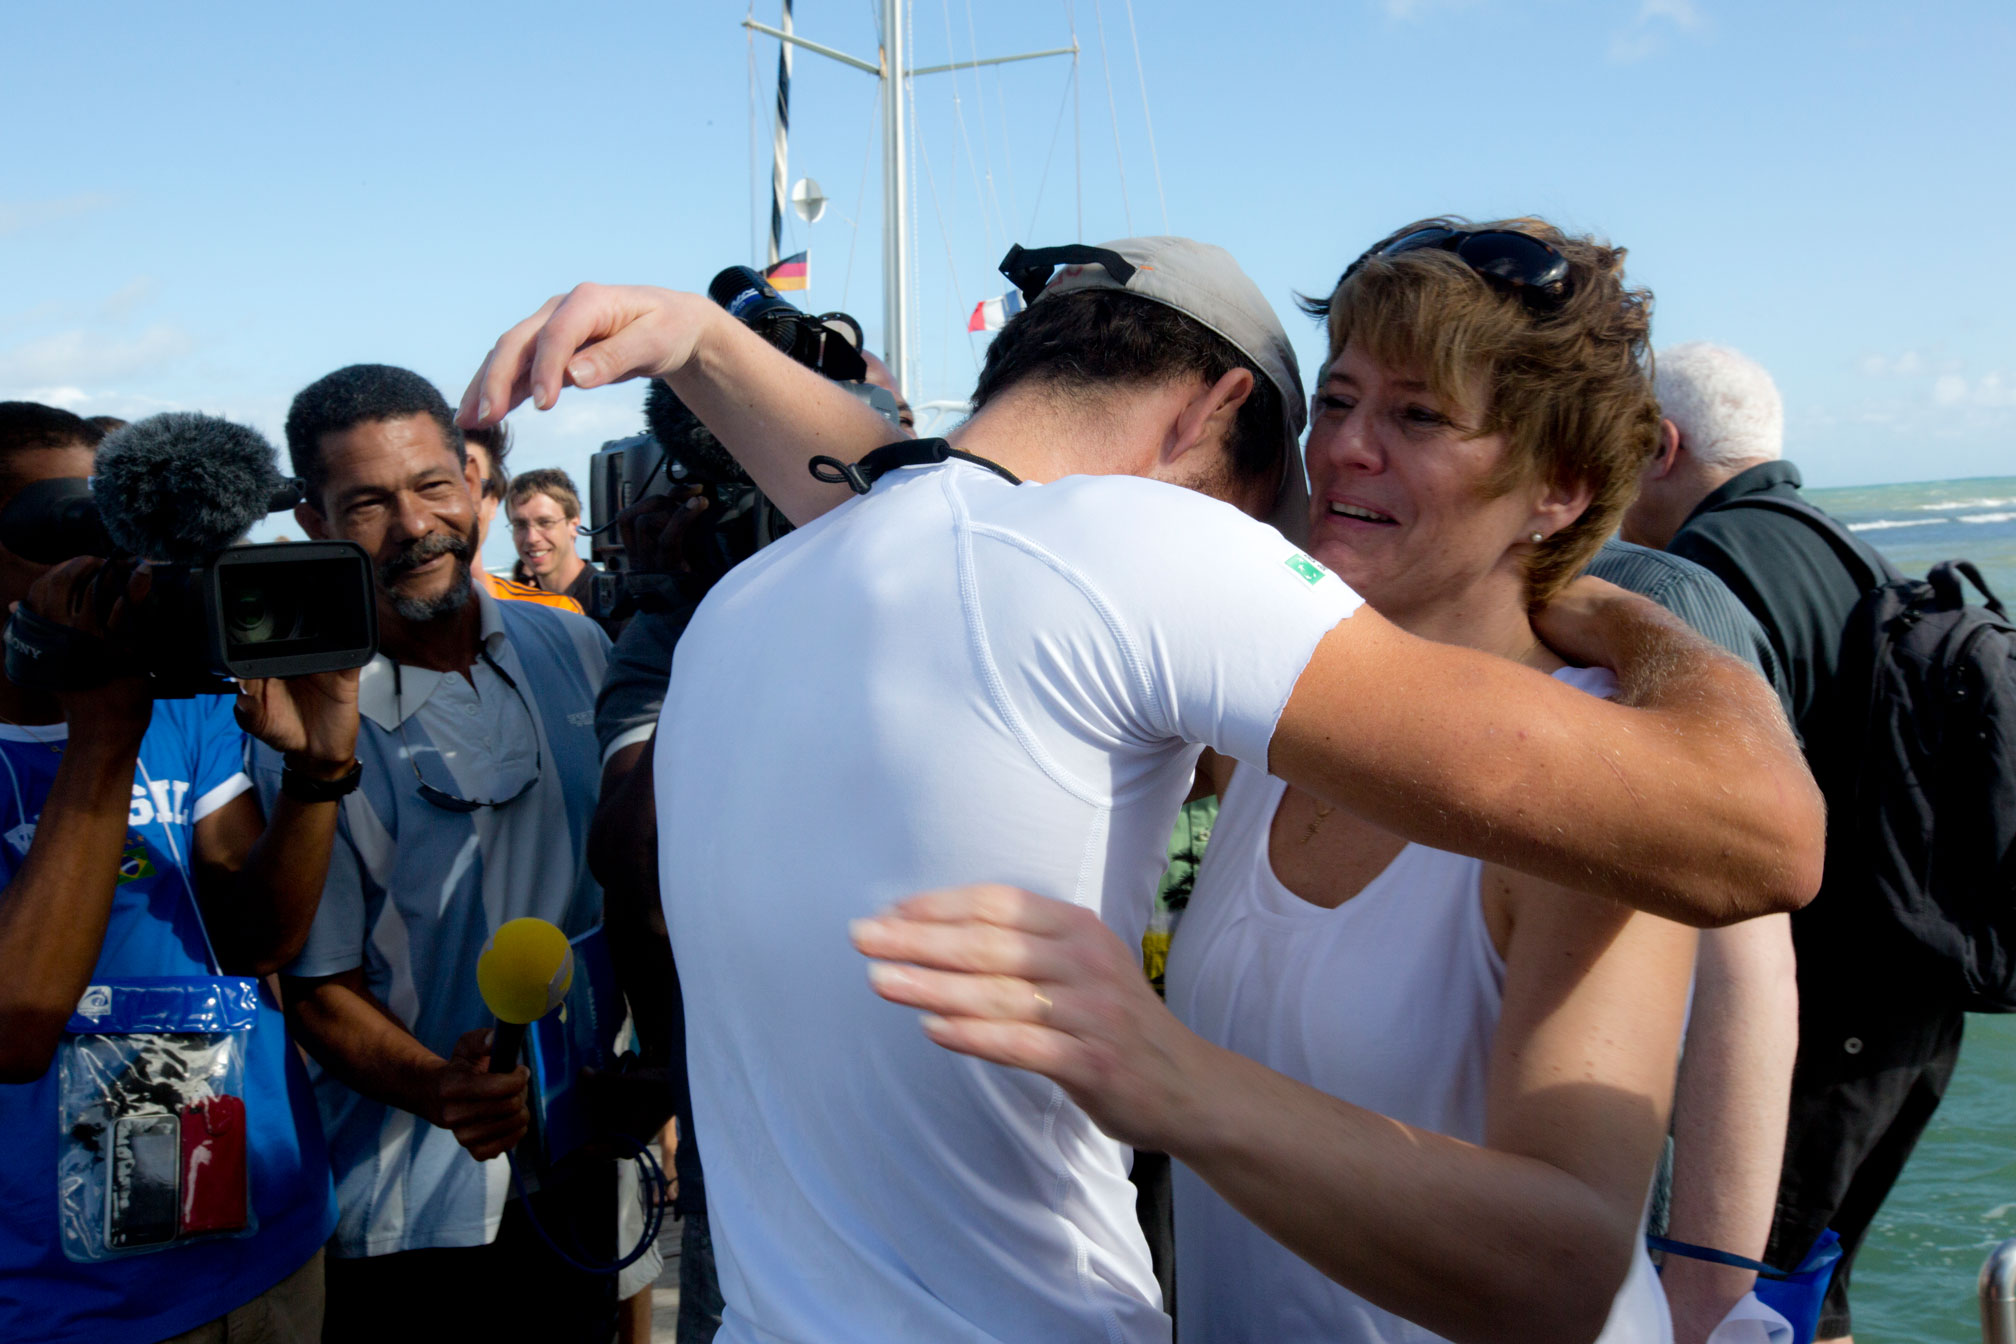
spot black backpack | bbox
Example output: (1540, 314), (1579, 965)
(1724, 495), (2016, 1012)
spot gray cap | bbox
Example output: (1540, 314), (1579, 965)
(1032, 236), (1311, 542)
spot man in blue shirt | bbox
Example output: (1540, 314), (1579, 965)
(272, 366), (615, 1343)
(0, 402), (361, 1344)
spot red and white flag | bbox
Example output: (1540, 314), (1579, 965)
(967, 288), (1025, 333)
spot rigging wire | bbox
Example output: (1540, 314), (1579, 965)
(1024, 62), (1078, 241)
(1091, 0), (1132, 236)
(939, 0), (999, 262)
(1120, 0), (1168, 233)
(1069, 0), (1082, 242)
(747, 7), (761, 264)
(991, 67), (1023, 239)
(840, 78), (882, 313)
(965, 0), (1017, 239)
(913, 119), (980, 380)
(906, 0), (928, 393)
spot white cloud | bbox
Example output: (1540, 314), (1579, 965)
(1376, 0), (1481, 21)
(1640, 0), (1703, 29)
(8, 387), (188, 419)
(1860, 350), (1923, 377)
(0, 325), (195, 387)
(0, 193), (118, 238)
(97, 279), (158, 322)
(1608, 0), (1707, 63)
(1932, 370), (2016, 408)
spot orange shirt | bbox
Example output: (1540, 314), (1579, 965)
(481, 570), (584, 614)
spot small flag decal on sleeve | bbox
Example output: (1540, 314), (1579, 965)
(1285, 553), (1329, 585)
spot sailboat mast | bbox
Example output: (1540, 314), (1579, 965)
(768, 0), (794, 268)
(880, 0), (912, 397)
(743, 3), (1073, 401)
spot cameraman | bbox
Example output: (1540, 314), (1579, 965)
(589, 376), (910, 1344)
(0, 402), (359, 1344)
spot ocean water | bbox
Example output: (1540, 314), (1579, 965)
(1787, 476), (2016, 1342)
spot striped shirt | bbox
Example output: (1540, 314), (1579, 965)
(482, 568), (584, 614)
(1587, 537), (1791, 712)
(261, 585), (610, 1257)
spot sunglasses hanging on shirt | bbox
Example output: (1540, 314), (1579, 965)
(393, 652), (543, 813)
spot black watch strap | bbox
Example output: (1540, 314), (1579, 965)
(281, 759), (363, 803)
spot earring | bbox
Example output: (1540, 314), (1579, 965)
(1530, 532), (1544, 544)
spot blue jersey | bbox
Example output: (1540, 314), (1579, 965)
(0, 696), (337, 1344)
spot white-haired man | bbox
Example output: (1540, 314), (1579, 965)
(1623, 341), (1962, 1344)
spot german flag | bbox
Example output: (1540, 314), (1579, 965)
(765, 251), (809, 292)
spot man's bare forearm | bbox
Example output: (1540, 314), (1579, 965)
(652, 296), (891, 525)
(1271, 602), (1824, 927)
(198, 786), (345, 977)
(284, 974), (446, 1119)
(0, 729), (147, 1080)
(591, 737), (680, 1064)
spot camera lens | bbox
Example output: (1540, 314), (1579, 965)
(224, 582), (306, 647)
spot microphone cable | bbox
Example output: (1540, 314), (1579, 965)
(504, 1129), (671, 1276)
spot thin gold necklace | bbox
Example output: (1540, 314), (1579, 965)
(0, 709), (66, 755)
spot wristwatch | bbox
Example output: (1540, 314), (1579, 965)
(280, 759), (363, 803)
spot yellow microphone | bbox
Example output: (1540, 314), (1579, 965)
(476, 917), (574, 1074)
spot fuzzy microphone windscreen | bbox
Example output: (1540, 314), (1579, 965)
(643, 380), (749, 486)
(93, 412), (286, 562)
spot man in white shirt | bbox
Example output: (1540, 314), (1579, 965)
(460, 241), (1824, 1343)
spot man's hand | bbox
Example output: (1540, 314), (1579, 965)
(21, 555), (154, 740)
(1529, 575), (1650, 671)
(850, 884), (1209, 1152)
(234, 668), (361, 772)
(429, 1028), (531, 1161)
(458, 284), (719, 428)
(457, 281), (886, 528)
(613, 487), (708, 578)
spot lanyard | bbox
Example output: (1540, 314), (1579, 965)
(808, 438), (1022, 496)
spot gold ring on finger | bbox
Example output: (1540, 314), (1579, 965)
(1032, 989), (1054, 1023)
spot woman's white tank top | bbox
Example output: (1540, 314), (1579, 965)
(1162, 664), (1671, 1343)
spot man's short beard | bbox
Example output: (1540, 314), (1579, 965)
(379, 527), (477, 623)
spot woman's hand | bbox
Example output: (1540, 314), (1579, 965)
(850, 883), (1211, 1151)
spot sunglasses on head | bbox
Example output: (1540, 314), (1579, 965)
(1340, 225), (1572, 311)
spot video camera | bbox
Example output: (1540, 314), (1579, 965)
(0, 413), (378, 697)
(582, 266), (905, 622)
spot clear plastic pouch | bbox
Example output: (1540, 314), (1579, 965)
(56, 977), (261, 1261)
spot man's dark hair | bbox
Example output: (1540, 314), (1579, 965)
(0, 401), (104, 501)
(87, 415), (129, 434)
(969, 289), (1285, 484)
(285, 364), (464, 510)
(464, 422), (511, 502)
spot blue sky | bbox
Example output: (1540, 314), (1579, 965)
(3, 0), (2011, 567)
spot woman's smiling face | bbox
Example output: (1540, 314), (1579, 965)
(1303, 343), (1549, 625)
